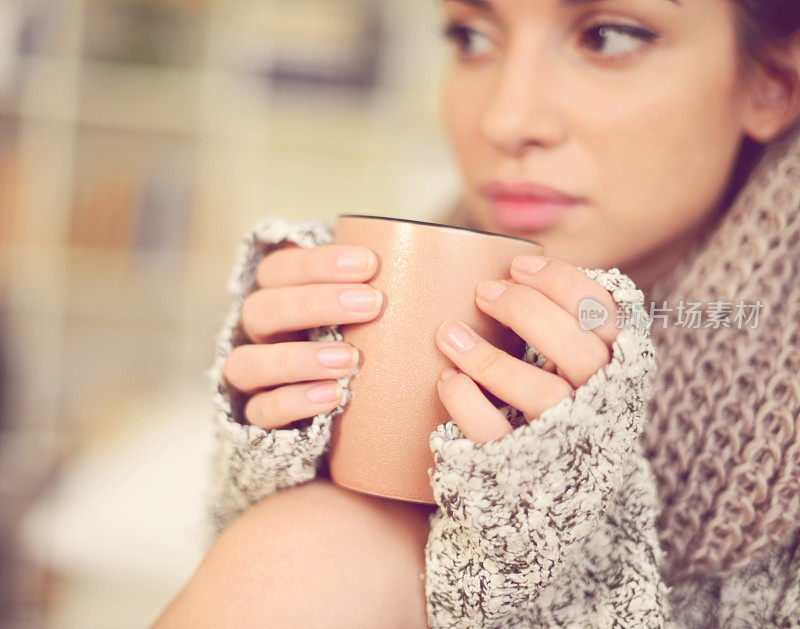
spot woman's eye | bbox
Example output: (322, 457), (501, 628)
(578, 22), (658, 60)
(442, 23), (495, 59)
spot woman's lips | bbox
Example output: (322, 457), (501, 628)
(479, 181), (582, 231)
(490, 196), (578, 230)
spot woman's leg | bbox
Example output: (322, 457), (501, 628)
(152, 478), (435, 628)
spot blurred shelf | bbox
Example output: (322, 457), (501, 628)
(18, 56), (81, 123)
(6, 55), (444, 156)
(79, 60), (203, 136)
(0, 3), (456, 624)
(0, 243), (253, 329)
(1, 243), (190, 320)
(1, 2), (452, 610)
(65, 246), (186, 315)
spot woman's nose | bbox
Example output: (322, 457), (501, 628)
(479, 50), (567, 155)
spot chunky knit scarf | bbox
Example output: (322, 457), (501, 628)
(642, 119), (800, 584)
(442, 120), (800, 586)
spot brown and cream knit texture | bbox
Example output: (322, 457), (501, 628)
(643, 119), (800, 584)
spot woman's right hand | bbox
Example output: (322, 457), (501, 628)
(222, 243), (382, 429)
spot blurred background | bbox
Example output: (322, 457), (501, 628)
(0, 0), (457, 626)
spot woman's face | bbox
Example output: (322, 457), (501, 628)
(441, 0), (757, 288)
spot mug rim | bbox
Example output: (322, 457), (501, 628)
(337, 214), (543, 246)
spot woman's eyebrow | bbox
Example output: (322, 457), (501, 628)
(446, 0), (681, 8)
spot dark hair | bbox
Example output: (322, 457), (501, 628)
(733, 1), (800, 155)
(733, 1), (800, 95)
(707, 3), (800, 233)
(734, 0), (800, 39)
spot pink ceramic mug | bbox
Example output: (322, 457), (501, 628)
(329, 214), (544, 504)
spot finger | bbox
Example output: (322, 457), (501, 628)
(436, 368), (513, 443)
(510, 255), (622, 348)
(436, 319), (575, 421)
(257, 244), (378, 288)
(244, 380), (344, 429)
(223, 341), (359, 396)
(475, 280), (611, 389)
(241, 283), (383, 344)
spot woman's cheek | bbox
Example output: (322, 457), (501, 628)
(445, 83), (475, 155)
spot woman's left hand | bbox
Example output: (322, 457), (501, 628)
(435, 254), (624, 443)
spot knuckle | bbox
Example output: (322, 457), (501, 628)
(240, 291), (264, 340)
(274, 344), (299, 382)
(296, 285), (320, 319)
(243, 392), (265, 426)
(257, 242), (301, 287)
(588, 338), (612, 370)
(534, 379), (574, 416)
(222, 345), (247, 387)
(550, 379), (575, 405)
(475, 348), (507, 376)
(255, 286), (302, 338)
(270, 388), (292, 424)
(437, 372), (463, 396)
(245, 389), (285, 428)
(273, 288), (300, 330)
(298, 246), (317, 279)
(513, 293), (539, 323)
(574, 337), (611, 379)
(255, 254), (274, 287)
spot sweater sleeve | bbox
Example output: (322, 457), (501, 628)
(664, 526), (800, 627)
(204, 215), (353, 543)
(423, 268), (671, 628)
(717, 526), (800, 627)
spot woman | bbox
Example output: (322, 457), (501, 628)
(153, 0), (800, 627)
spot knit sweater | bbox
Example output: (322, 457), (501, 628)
(205, 123), (800, 627)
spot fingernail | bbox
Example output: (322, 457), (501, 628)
(513, 255), (548, 274)
(440, 367), (458, 381)
(316, 345), (358, 369)
(440, 319), (476, 351)
(340, 287), (382, 312)
(476, 280), (508, 303)
(337, 248), (374, 272)
(306, 381), (342, 403)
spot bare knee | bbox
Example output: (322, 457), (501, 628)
(153, 479), (433, 628)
